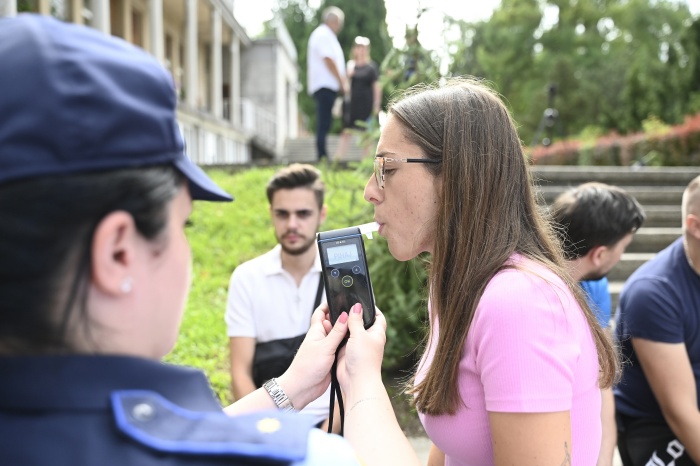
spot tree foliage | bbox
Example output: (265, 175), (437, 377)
(380, 18), (442, 105)
(448, 0), (700, 145)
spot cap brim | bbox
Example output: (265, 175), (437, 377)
(174, 156), (233, 202)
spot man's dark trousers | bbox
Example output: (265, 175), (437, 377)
(617, 412), (696, 465)
(313, 88), (336, 160)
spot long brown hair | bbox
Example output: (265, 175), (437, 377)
(391, 78), (618, 416)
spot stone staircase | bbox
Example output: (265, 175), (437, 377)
(284, 135), (370, 163)
(532, 165), (700, 311)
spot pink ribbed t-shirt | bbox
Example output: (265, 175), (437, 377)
(416, 256), (601, 465)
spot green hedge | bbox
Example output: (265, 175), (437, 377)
(167, 160), (428, 405)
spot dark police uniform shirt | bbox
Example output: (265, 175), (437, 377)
(0, 355), (359, 466)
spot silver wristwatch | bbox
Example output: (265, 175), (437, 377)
(263, 378), (295, 412)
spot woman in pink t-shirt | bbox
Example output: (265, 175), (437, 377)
(362, 78), (618, 465)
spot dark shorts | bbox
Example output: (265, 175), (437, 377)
(617, 412), (696, 465)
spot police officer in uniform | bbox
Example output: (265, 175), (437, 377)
(0, 14), (420, 466)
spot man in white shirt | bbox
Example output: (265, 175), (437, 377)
(307, 7), (346, 161)
(226, 164), (336, 429)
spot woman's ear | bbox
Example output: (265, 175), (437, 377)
(91, 211), (138, 296)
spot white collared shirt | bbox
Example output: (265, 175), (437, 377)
(226, 244), (329, 422)
(307, 23), (346, 95)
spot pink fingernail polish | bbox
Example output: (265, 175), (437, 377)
(353, 303), (362, 314)
(338, 312), (348, 324)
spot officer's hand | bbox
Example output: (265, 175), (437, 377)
(336, 304), (387, 399)
(277, 303), (349, 410)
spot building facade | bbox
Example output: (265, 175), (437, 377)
(6, 0), (299, 164)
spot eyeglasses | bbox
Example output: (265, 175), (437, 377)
(373, 156), (440, 189)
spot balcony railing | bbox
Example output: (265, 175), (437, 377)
(176, 98), (280, 165)
(177, 107), (249, 165)
(241, 98), (276, 152)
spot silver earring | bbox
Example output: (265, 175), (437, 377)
(121, 277), (133, 294)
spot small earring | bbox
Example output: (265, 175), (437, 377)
(121, 277), (133, 294)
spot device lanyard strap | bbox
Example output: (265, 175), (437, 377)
(327, 352), (345, 436)
(313, 273), (324, 313)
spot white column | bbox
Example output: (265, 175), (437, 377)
(185, 0), (198, 108)
(210, 7), (223, 119)
(230, 34), (241, 126)
(149, 0), (163, 63)
(38, 0), (50, 15)
(122, 0), (132, 42)
(0, 0), (17, 17)
(71, 0), (84, 24)
(92, 0), (111, 33)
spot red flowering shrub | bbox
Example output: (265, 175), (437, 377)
(528, 113), (700, 166)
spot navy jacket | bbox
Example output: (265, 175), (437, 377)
(0, 355), (320, 465)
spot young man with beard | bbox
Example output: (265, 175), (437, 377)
(552, 182), (646, 327)
(226, 164), (333, 428)
(551, 182), (646, 466)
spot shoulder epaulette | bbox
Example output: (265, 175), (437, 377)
(111, 390), (316, 463)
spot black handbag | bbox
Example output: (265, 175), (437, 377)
(252, 275), (324, 388)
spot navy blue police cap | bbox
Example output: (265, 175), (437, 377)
(0, 14), (232, 202)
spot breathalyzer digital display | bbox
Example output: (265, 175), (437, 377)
(326, 244), (360, 266)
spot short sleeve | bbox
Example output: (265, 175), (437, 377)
(370, 62), (379, 82)
(315, 30), (336, 60)
(224, 267), (256, 338)
(621, 277), (683, 343)
(472, 270), (584, 413)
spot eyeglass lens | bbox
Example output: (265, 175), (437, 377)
(374, 157), (384, 189)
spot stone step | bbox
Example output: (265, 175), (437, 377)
(610, 281), (624, 313)
(532, 165), (700, 187)
(636, 205), (682, 228)
(537, 185), (685, 206)
(284, 135), (369, 163)
(544, 204), (681, 228)
(627, 227), (680, 253)
(607, 253), (656, 282)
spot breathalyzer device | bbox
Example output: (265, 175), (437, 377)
(316, 224), (377, 329)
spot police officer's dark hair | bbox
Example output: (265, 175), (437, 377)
(265, 163), (325, 209)
(0, 166), (185, 354)
(551, 182), (646, 260)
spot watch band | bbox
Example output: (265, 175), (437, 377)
(263, 378), (295, 412)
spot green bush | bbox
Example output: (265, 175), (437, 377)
(167, 161), (428, 405)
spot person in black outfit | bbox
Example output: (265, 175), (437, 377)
(336, 37), (381, 161)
